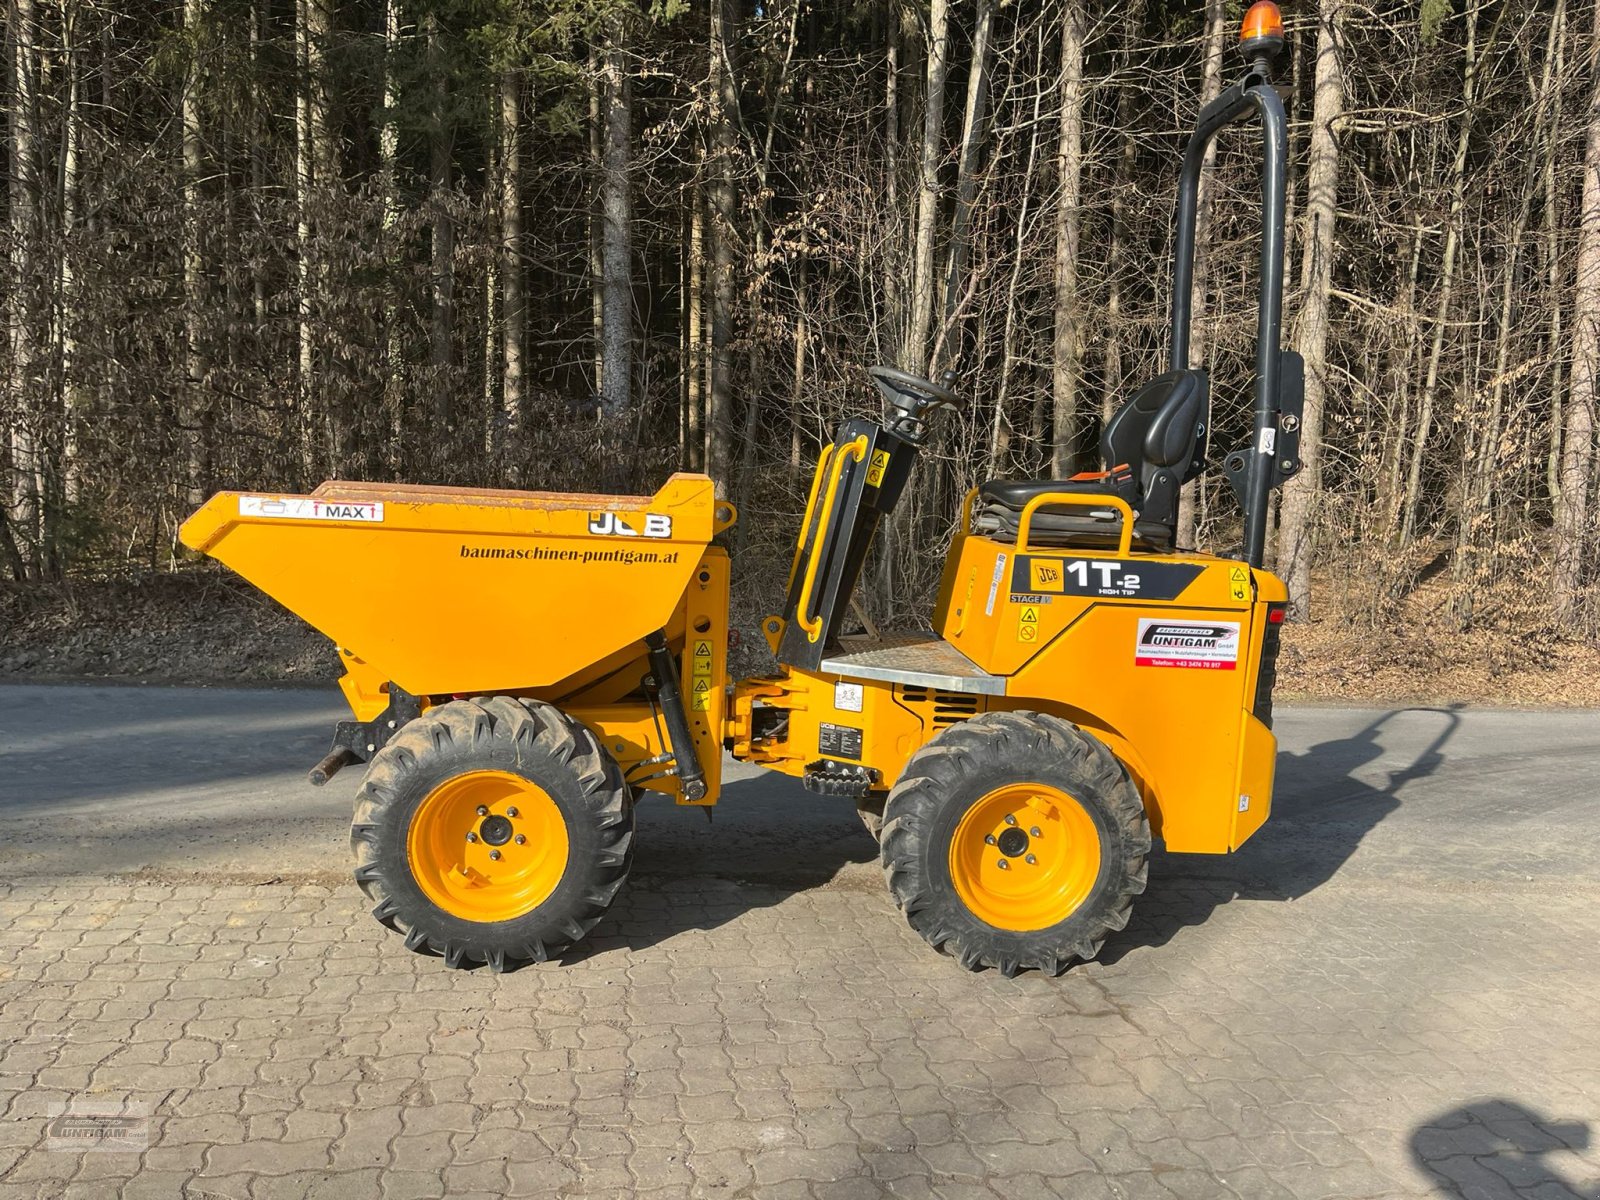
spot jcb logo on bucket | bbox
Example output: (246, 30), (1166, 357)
(588, 511), (673, 539)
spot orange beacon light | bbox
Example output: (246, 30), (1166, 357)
(1240, 1), (1286, 57)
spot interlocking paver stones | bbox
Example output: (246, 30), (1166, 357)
(3, 696), (1600, 1198)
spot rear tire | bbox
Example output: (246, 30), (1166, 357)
(350, 697), (632, 971)
(879, 711), (1149, 977)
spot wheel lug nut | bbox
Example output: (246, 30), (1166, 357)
(465, 832), (477, 843)
(984, 834), (997, 846)
(1004, 814), (1017, 826)
(997, 859), (1009, 870)
(489, 850), (501, 861)
(507, 807), (519, 818)
(1030, 826), (1042, 837)
(476, 806), (488, 816)
(514, 834), (526, 845)
(1025, 854), (1037, 865)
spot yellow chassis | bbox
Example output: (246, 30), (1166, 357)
(182, 470), (1283, 857)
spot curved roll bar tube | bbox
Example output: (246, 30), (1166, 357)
(1167, 61), (1288, 570)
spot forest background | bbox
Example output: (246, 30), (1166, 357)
(3, 0), (1598, 701)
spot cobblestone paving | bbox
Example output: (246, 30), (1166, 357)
(1, 697), (1598, 1199)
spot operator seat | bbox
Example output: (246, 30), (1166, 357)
(972, 368), (1208, 551)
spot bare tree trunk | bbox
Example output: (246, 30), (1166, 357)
(59, 0), (82, 508)
(305, 0), (337, 465)
(1398, 2), (1499, 548)
(884, 4), (901, 330)
(182, 0), (209, 507)
(1101, 0), (1144, 422)
(294, 0), (316, 472)
(599, 33), (632, 420)
(685, 186), (704, 471)
(1050, 0), (1084, 477)
(426, 12), (453, 429)
(1451, 0), (1564, 626)
(1276, 0), (1344, 620)
(879, 4), (903, 607)
(904, 0), (949, 375)
(993, 27), (1048, 475)
(7, 0), (40, 575)
(588, 52), (604, 399)
(936, 0), (993, 367)
(1544, 9), (1568, 511)
(499, 67), (525, 463)
(1553, 0), (1600, 624)
(706, 0), (737, 491)
(1175, 0), (1227, 548)
(379, 0), (403, 454)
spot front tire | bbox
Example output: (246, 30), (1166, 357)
(350, 697), (632, 971)
(879, 711), (1149, 977)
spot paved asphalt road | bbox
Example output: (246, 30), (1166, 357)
(0, 684), (1597, 1199)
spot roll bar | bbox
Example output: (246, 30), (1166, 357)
(1167, 61), (1288, 570)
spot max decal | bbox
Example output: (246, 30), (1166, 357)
(240, 496), (384, 523)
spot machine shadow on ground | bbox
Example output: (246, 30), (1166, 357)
(564, 771), (882, 961)
(1101, 706), (1463, 965)
(1410, 1099), (1597, 1198)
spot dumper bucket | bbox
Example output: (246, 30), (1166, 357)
(180, 474), (722, 696)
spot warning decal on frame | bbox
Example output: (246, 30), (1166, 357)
(690, 638), (714, 710)
(1228, 566), (1249, 602)
(1017, 605), (1040, 643)
(866, 449), (891, 489)
(1135, 619), (1240, 670)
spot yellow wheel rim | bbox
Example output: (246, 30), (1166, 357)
(948, 783), (1103, 932)
(406, 770), (569, 923)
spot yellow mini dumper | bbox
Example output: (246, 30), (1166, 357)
(182, 6), (1300, 976)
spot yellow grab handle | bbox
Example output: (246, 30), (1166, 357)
(797, 436), (868, 642)
(958, 485), (982, 535)
(785, 442), (836, 596)
(1016, 491), (1137, 557)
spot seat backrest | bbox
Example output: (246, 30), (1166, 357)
(1099, 369), (1207, 485)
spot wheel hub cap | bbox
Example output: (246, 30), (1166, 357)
(478, 814), (514, 846)
(996, 826), (1030, 857)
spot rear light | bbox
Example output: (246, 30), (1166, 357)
(1253, 603), (1286, 728)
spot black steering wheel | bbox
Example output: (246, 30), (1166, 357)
(868, 365), (967, 414)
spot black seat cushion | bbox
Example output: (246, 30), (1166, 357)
(977, 477), (1116, 511)
(970, 498), (1173, 550)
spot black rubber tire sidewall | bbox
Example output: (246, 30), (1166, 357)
(352, 698), (631, 968)
(881, 711), (1148, 975)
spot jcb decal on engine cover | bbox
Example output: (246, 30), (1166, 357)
(240, 496), (384, 523)
(1013, 556), (1201, 600)
(587, 511), (673, 539)
(1135, 619), (1240, 670)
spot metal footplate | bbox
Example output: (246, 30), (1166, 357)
(819, 631), (1005, 696)
(802, 760), (878, 798)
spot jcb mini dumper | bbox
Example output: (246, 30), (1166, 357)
(183, 9), (1301, 976)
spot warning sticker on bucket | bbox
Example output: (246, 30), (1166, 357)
(1135, 619), (1240, 670)
(240, 496), (384, 523)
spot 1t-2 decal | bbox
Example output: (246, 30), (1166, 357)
(1012, 556), (1202, 601)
